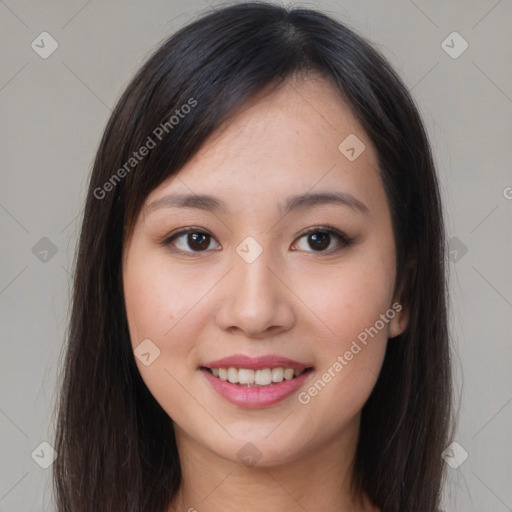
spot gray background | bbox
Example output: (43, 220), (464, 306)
(1, 0), (511, 510)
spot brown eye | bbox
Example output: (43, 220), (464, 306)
(306, 231), (330, 251)
(162, 228), (221, 254)
(162, 225), (353, 256)
(185, 232), (211, 251)
(293, 227), (353, 254)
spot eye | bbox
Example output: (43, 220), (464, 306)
(161, 225), (353, 255)
(161, 227), (221, 254)
(292, 226), (354, 254)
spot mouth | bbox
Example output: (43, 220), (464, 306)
(200, 366), (314, 387)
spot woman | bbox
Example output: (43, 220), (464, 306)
(53, 2), (454, 511)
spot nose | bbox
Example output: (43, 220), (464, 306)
(215, 244), (296, 339)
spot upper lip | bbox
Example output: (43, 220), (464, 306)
(202, 354), (312, 370)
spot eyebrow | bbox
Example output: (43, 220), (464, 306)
(146, 190), (369, 216)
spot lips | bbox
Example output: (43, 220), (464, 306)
(200, 353), (314, 408)
(203, 354), (311, 370)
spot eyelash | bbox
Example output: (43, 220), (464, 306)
(160, 225), (354, 256)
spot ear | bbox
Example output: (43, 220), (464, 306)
(388, 252), (416, 339)
(388, 301), (409, 339)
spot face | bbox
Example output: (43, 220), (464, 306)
(122, 75), (408, 468)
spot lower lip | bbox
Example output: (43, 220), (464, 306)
(201, 368), (313, 408)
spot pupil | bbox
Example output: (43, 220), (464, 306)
(309, 232), (329, 251)
(189, 232), (209, 250)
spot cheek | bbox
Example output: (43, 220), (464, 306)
(291, 299), (391, 439)
(293, 242), (396, 408)
(123, 247), (201, 353)
(303, 253), (395, 347)
(123, 249), (208, 422)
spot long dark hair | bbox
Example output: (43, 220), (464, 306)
(52, 2), (454, 510)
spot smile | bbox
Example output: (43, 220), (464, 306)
(205, 366), (310, 386)
(200, 366), (314, 408)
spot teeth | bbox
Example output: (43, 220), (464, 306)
(227, 367), (238, 383)
(271, 367), (284, 382)
(283, 368), (294, 380)
(238, 368), (255, 384)
(208, 366), (306, 386)
(255, 368), (272, 385)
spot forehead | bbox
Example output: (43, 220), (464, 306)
(144, 75), (382, 215)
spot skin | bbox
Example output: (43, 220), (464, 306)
(122, 74), (409, 512)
